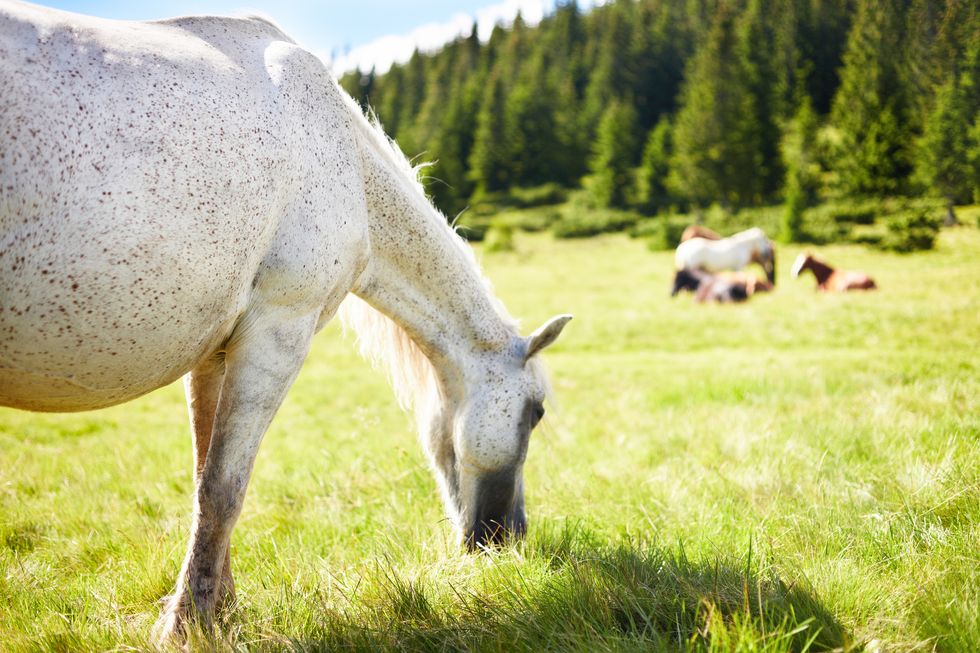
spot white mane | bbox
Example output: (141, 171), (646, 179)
(336, 92), (535, 415)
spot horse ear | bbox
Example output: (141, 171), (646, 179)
(525, 314), (573, 362)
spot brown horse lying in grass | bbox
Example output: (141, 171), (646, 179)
(671, 268), (749, 303)
(717, 271), (773, 295)
(680, 225), (723, 242)
(791, 252), (877, 292)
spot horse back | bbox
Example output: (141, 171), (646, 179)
(0, 4), (362, 411)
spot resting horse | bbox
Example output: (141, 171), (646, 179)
(0, 3), (572, 643)
(674, 227), (776, 284)
(671, 268), (749, 303)
(716, 271), (773, 295)
(791, 252), (877, 292)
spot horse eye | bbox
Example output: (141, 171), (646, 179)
(530, 404), (545, 428)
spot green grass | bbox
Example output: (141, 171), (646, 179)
(2, 227), (978, 651)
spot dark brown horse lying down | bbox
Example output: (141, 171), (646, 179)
(791, 252), (877, 291)
(672, 268), (750, 303)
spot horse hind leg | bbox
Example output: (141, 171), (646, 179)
(153, 313), (318, 645)
(187, 356), (235, 602)
(153, 354), (230, 643)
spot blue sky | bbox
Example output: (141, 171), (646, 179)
(40, 1), (602, 73)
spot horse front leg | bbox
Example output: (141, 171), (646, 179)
(153, 313), (317, 645)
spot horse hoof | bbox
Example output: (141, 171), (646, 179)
(150, 606), (187, 649)
(151, 591), (201, 649)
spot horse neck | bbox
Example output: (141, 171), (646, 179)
(347, 117), (515, 393)
(806, 258), (834, 283)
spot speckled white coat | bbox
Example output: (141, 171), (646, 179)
(0, 1), (570, 643)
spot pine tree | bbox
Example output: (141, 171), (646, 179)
(581, 0), (635, 136)
(916, 79), (974, 222)
(636, 116), (673, 211)
(589, 101), (638, 208)
(780, 91), (821, 242)
(468, 73), (513, 195)
(970, 113), (980, 203)
(668, 5), (767, 208)
(507, 75), (562, 187)
(829, 0), (913, 196)
(796, 0), (853, 115)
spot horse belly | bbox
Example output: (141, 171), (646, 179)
(0, 18), (297, 411)
(841, 272), (875, 291)
(0, 204), (258, 411)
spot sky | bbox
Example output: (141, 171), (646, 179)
(40, 0), (603, 74)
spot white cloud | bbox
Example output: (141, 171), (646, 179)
(327, 0), (601, 75)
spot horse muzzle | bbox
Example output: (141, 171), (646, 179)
(462, 468), (526, 551)
(464, 511), (527, 551)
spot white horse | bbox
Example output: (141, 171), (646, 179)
(674, 227), (776, 284)
(0, 2), (571, 643)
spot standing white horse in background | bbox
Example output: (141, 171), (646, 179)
(674, 227), (777, 284)
(0, 2), (571, 643)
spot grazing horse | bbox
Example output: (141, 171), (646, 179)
(0, 3), (571, 643)
(791, 253), (877, 292)
(680, 224), (723, 242)
(674, 227), (776, 284)
(671, 268), (749, 303)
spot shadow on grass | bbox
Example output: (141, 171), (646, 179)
(249, 524), (854, 652)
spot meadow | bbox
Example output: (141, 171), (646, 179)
(1, 226), (978, 652)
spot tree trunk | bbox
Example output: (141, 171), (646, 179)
(944, 197), (959, 227)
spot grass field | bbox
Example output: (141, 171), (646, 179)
(1, 227), (978, 652)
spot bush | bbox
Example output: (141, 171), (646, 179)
(552, 206), (641, 239)
(825, 199), (880, 224)
(469, 184), (570, 217)
(630, 218), (686, 251)
(483, 223), (515, 252)
(508, 183), (569, 208)
(492, 207), (561, 233)
(879, 208), (941, 252)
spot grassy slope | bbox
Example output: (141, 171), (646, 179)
(1, 228), (977, 652)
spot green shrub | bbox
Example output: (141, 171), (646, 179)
(483, 223), (515, 252)
(879, 208), (941, 252)
(827, 199), (880, 224)
(492, 207), (561, 233)
(508, 183), (569, 208)
(469, 184), (569, 217)
(630, 218), (686, 251)
(716, 206), (782, 235)
(552, 206), (641, 239)
(850, 232), (884, 247)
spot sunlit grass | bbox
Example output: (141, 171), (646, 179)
(1, 228), (977, 651)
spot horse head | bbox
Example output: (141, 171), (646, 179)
(756, 239), (777, 285)
(427, 314), (572, 551)
(671, 268), (702, 296)
(791, 252), (811, 278)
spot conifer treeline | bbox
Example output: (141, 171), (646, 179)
(340, 0), (980, 219)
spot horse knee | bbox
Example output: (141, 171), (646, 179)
(196, 475), (247, 525)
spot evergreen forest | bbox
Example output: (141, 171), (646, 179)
(340, 0), (980, 247)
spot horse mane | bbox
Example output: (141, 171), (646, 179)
(336, 91), (546, 417)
